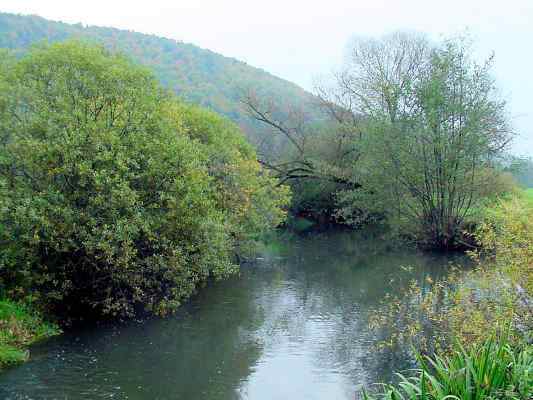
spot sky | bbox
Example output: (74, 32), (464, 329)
(2, 0), (532, 156)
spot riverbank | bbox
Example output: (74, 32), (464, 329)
(2, 188), (530, 372)
(364, 188), (533, 398)
(0, 299), (60, 369)
(362, 335), (532, 400)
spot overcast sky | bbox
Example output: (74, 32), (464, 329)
(2, 0), (532, 156)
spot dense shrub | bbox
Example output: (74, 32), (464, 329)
(369, 191), (533, 353)
(164, 102), (290, 256)
(476, 191), (533, 299)
(0, 41), (288, 319)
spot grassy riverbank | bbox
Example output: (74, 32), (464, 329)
(362, 336), (532, 400)
(0, 300), (60, 369)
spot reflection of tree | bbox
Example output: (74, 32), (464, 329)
(105, 277), (266, 400)
(0, 276), (265, 400)
(0, 230), (464, 399)
(253, 229), (465, 390)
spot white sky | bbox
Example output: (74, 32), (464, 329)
(1, 0), (532, 156)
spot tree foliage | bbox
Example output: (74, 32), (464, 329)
(333, 34), (513, 248)
(163, 101), (290, 255)
(247, 33), (513, 246)
(243, 92), (361, 220)
(0, 41), (289, 319)
(504, 156), (533, 188)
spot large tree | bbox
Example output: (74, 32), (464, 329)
(336, 34), (513, 247)
(245, 32), (514, 246)
(0, 41), (289, 318)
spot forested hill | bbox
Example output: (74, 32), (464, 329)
(0, 12), (316, 144)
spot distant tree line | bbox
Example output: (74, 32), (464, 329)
(0, 12), (317, 151)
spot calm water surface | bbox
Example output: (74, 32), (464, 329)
(0, 229), (465, 400)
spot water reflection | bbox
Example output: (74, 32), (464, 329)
(0, 229), (465, 400)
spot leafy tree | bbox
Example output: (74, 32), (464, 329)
(243, 93), (360, 220)
(247, 33), (514, 245)
(0, 41), (288, 319)
(504, 156), (533, 188)
(335, 35), (513, 248)
(163, 102), (290, 256)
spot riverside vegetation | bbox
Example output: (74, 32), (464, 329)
(364, 190), (532, 399)
(245, 32), (531, 398)
(246, 33), (516, 250)
(362, 336), (532, 400)
(0, 299), (60, 367)
(0, 26), (531, 398)
(0, 41), (289, 367)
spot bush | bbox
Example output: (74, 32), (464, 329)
(369, 191), (533, 353)
(164, 102), (290, 256)
(0, 41), (288, 319)
(476, 191), (533, 298)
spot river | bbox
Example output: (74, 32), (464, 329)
(0, 228), (466, 400)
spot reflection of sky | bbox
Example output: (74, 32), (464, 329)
(2, 0), (532, 156)
(0, 230), (468, 400)
(240, 280), (361, 400)
(235, 231), (461, 399)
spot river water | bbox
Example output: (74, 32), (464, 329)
(0, 229), (465, 400)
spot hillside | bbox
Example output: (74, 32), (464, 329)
(0, 12), (316, 146)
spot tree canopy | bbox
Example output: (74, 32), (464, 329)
(248, 33), (514, 248)
(0, 41), (289, 319)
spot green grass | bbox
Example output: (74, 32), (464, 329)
(363, 336), (533, 400)
(469, 187), (533, 224)
(523, 188), (533, 205)
(0, 299), (60, 369)
(0, 344), (27, 365)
